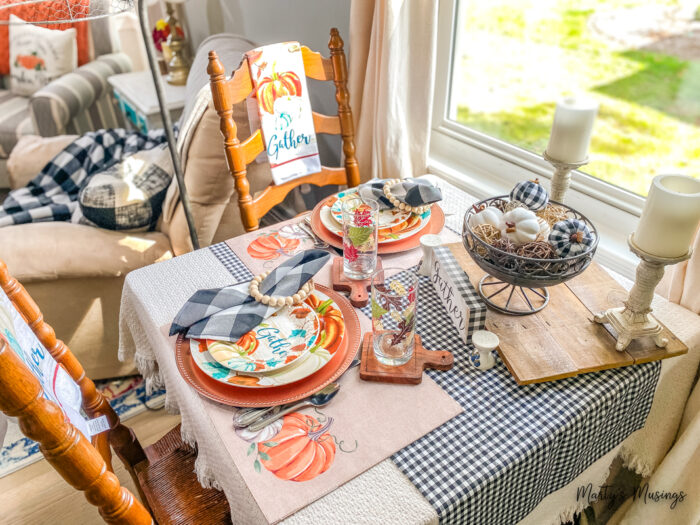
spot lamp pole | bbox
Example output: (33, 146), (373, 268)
(137, 0), (199, 250)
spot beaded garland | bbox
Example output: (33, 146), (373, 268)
(248, 271), (315, 307)
(383, 178), (432, 214)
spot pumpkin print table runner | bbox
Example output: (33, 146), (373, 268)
(246, 42), (321, 186)
(205, 313), (463, 525)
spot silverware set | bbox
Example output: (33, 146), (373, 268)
(232, 356), (360, 431)
(298, 215), (329, 249)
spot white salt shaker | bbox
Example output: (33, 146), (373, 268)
(418, 234), (443, 276)
(470, 330), (499, 371)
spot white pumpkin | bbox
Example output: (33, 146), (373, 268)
(469, 206), (503, 229)
(500, 208), (545, 244)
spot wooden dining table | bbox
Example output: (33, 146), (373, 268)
(118, 175), (700, 524)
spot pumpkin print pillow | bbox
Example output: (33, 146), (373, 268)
(8, 14), (78, 97)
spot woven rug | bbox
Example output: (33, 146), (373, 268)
(0, 375), (166, 478)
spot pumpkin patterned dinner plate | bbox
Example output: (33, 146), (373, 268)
(329, 187), (412, 229)
(190, 289), (345, 388)
(205, 304), (320, 374)
(321, 199), (432, 243)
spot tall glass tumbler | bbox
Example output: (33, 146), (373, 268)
(371, 268), (418, 366)
(342, 197), (379, 280)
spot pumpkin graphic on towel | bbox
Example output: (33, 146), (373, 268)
(256, 67), (302, 114)
(258, 412), (336, 481)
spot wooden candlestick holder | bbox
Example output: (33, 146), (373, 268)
(359, 333), (453, 385)
(594, 234), (691, 351)
(331, 257), (382, 308)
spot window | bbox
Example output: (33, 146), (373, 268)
(429, 0), (700, 277)
(445, 0), (700, 197)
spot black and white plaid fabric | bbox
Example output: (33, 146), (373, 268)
(170, 250), (330, 342)
(360, 268), (661, 525)
(358, 178), (443, 210)
(74, 145), (173, 231)
(208, 223), (660, 525)
(0, 128), (168, 227)
(549, 218), (595, 257)
(510, 180), (549, 211)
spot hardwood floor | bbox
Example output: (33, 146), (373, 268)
(0, 409), (181, 525)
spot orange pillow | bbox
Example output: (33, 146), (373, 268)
(0, 0), (89, 76)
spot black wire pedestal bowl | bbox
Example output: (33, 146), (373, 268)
(462, 196), (599, 315)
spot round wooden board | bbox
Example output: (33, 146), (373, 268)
(310, 200), (446, 254)
(175, 285), (361, 407)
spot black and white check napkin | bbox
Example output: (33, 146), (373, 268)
(169, 249), (329, 341)
(358, 178), (442, 210)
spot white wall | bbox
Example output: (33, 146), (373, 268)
(182, 0), (351, 167)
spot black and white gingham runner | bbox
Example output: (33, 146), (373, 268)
(208, 234), (661, 524)
(361, 269), (660, 524)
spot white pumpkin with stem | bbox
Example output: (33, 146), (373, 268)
(468, 205), (503, 229)
(500, 207), (550, 244)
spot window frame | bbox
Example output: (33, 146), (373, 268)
(428, 0), (648, 278)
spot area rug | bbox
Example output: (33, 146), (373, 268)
(0, 375), (166, 478)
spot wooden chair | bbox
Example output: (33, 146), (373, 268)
(208, 27), (361, 232)
(0, 259), (230, 525)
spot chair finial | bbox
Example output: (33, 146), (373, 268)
(329, 27), (344, 51)
(207, 50), (225, 77)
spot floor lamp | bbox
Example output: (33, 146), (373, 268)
(137, 0), (199, 249)
(0, 0), (200, 250)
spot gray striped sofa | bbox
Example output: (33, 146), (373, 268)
(0, 13), (132, 187)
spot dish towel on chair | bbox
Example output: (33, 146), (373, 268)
(169, 250), (330, 341)
(246, 42), (321, 185)
(358, 178), (443, 210)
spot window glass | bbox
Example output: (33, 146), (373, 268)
(450, 0), (700, 195)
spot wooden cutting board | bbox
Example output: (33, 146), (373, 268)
(446, 243), (687, 384)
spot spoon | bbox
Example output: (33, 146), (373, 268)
(246, 382), (340, 432)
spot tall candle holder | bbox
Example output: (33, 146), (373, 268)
(593, 234), (692, 351)
(543, 151), (589, 203)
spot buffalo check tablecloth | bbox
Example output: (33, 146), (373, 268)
(119, 175), (700, 524)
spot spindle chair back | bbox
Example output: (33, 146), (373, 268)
(0, 259), (231, 524)
(208, 27), (360, 232)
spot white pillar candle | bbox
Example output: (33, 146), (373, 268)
(633, 174), (700, 258)
(546, 97), (599, 164)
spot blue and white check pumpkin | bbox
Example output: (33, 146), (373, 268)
(549, 219), (594, 257)
(510, 179), (549, 211)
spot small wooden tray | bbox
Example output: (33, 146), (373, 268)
(359, 333), (454, 384)
(446, 242), (687, 384)
(331, 257), (382, 308)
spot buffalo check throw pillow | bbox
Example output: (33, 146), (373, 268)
(73, 145), (173, 231)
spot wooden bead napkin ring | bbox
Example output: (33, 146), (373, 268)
(248, 271), (314, 307)
(383, 178), (431, 215)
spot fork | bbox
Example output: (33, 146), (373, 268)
(298, 218), (329, 249)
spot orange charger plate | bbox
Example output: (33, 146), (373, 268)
(175, 285), (361, 407)
(310, 200), (446, 254)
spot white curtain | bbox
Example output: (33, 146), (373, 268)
(349, 0), (439, 182)
(658, 226), (700, 315)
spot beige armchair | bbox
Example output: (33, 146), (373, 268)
(0, 34), (271, 379)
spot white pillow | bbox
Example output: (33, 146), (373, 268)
(9, 14), (78, 96)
